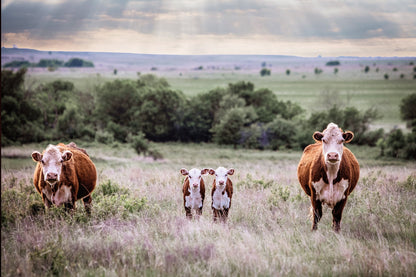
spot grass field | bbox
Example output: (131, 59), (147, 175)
(1, 142), (416, 276)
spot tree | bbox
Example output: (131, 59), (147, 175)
(135, 88), (186, 141)
(34, 80), (74, 131)
(400, 93), (416, 125)
(212, 107), (257, 147)
(1, 68), (42, 145)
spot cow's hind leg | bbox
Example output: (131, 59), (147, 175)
(83, 195), (92, 215)
(332, 198), (347, 233)
(311, 200), (322, 231)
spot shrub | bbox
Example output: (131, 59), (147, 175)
(314, 68), (323, 75)
(260, 68), (271, 76)
(95, 130), (114, 144)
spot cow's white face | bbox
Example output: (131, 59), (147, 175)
(313, 123), (354, 165)
(181, 168), (208, 189)
(209, 167), (234, 187)
(32, 145), (73, 187)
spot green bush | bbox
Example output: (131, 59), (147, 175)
(260, 68), (271, 76)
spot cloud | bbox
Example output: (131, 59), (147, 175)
(1, 0), (415, 55)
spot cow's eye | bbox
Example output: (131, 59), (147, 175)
(322, 139), (326, 143)
(41, 160), (45, 164)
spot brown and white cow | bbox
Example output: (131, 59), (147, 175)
(209, 167), (234, 223)
(32, 142), (97, 214)
(180, 168), (209, 219)
(297, 123), (359, 232)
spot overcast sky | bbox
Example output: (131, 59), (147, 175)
(1, 0), (416, 56)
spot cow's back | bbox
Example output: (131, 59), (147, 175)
(297, 143), (322, 196)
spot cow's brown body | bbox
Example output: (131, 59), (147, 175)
(297, 124), (360, 232)
(33, 143), (97, 213)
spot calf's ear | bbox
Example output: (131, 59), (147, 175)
(209, 169), (215, 175)
(180, 168), (189, 176)
(227, 168), (235, 175)
(313, 132), (324, 142)
(343, 131), (354, 143)
(61, 151), (73, 162)
(31, 151), (42, 162)
(201, 168), (209, 175)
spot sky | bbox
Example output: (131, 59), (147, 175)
(1, 0), (416, 57)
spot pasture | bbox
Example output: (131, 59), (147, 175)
(1, 142), (416, 276)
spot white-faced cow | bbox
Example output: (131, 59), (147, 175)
(297, 123), (359, 232)
(209, 167), (234, 223)
(32, 142), (97, 214)
(180, 168), (209, 219)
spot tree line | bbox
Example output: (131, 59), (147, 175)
(1, 68), (415, 159)
(3, 58), (94, 68)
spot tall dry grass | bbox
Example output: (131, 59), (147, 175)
(1, 142), (415, 276)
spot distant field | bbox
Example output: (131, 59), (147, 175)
(23, 64), (415, 131)
(1, 142), (415, 276)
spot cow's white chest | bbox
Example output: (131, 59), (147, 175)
(312, 178), (349, 208)
(212, 187), (230, 210)
(185, 188), (203, 209)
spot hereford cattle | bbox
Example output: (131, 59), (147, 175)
(180, 168), (209, 219)
(32, 142), (97, 214)
(297, 123), (360, 232)
(209, 167), (234, 223)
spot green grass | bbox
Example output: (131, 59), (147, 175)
(2, 142), (416, 276)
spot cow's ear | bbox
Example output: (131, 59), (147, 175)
(343, 131), (354, 143)
(227, 168), (235, 175)
(180, 168), (189, 176)
(61, 151), (73, 162)
(209, 169), (215, 175)
(201, 168), (209, 175)
(31, 151), (42, 162)
(313, 132), (324, 142)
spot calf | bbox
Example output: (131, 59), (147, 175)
(180, 168), (209, 219)
(297, 123), (360, 232)
(209, 167), (234, 223)
(32, 142), (97, 214)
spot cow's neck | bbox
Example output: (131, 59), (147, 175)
(326, 162), (340, 203)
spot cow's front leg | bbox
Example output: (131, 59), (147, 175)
(42, 193), (52, 209)
(311, 200), (322, 231)
(332, 198), (347, 233)
(185, 206), (192, 219)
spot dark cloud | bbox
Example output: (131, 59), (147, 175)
(1, 0), (414, 41)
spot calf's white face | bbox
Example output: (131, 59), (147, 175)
(209, 167), (234, 186)
(181, 168), (208, 189)
(32, 145), (73, 187)
(313, 123), (354, 165)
